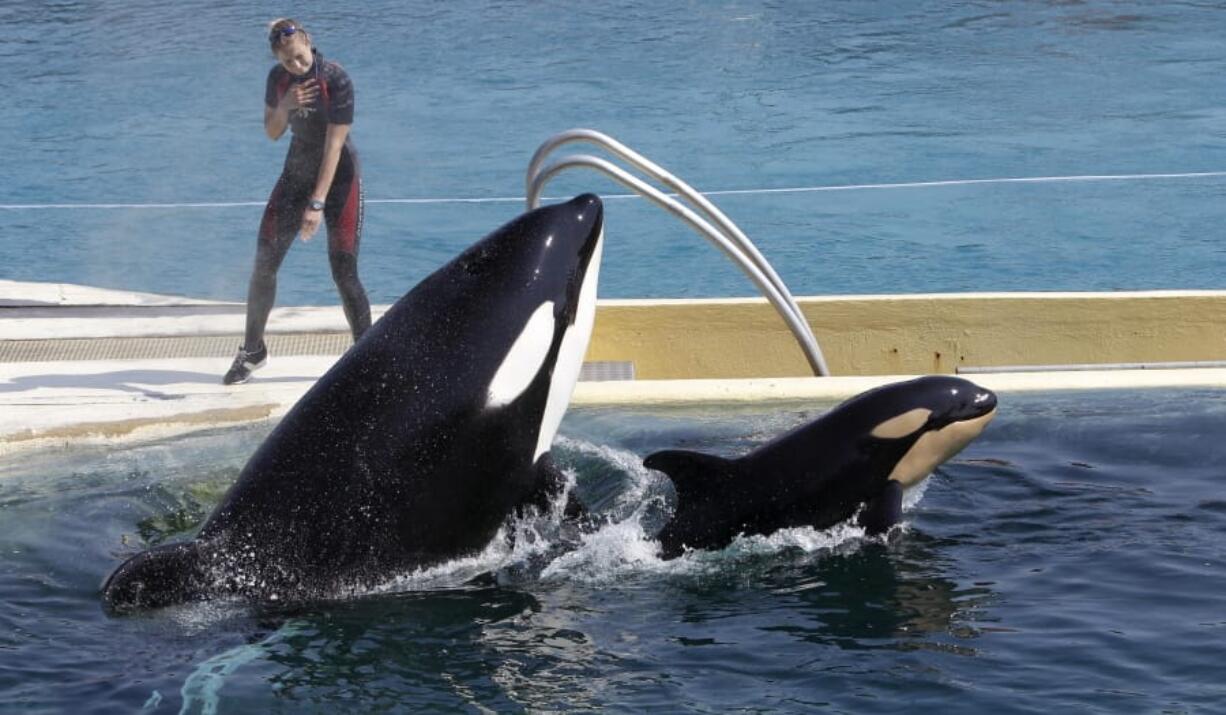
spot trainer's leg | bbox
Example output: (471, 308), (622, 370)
(244, 179), (301, 352)
(325, 157), (370, 341)
(329, 251), (371, 340)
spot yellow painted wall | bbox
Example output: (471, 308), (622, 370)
(585, 292), (1226, 379)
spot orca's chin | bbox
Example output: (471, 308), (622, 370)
(887, 408), (997, 489)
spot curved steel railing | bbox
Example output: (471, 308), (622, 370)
(525, 128), (830, 377)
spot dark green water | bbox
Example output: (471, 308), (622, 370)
(1, 390), (1223, 713)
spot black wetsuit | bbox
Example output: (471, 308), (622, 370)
(243, 49), (371, 351)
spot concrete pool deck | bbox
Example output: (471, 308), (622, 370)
(0, 281), (356, 453)
(5, 280), (1226, 455)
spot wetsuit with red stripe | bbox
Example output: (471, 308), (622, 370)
(243, 49), (370, 351)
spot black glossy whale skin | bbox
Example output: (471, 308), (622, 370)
(645, 375), (998, 558)
(102, 194), (604, 612)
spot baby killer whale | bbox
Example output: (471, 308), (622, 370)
(102, 194), (605, 612)
(644, 375), (997, 558)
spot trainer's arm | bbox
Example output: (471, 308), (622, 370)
(298, 122), (350, 240)
(264, 104), (290, 140)
(264, 79), (316, 141)
(311, 123), (349, 204)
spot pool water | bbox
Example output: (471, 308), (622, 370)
(3, 1), (1226, 303)
(1, 390), (1224, 713)
(3, 2), (1226, 712)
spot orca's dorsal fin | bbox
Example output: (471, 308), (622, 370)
(643, 449), (739, 503)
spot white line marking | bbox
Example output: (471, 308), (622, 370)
(3, 171), (1224, 210)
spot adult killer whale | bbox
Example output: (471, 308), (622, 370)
(644, 375), (997, 558)
(102, 194), (605, 612)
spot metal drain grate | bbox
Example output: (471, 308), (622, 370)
(1, 335), (637, 382)
(0, 333), (352, 363)
(578, 361), (635, 382)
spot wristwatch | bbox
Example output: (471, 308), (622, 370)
(308, 199), (325, 211)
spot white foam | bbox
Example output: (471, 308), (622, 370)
(533, 437), (931, 583)
(370, 540), (513, 594)
(539, 519), (665, 582)
(552, 435), (671, 523)
(724, 520), (869, 556)
(369, 467), (582, 595)
(173, 439), (935, 605)
(902, 476), (932, 512)
(163, 598), (250, 632)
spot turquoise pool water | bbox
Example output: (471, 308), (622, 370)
(1, 391), (1224, 712)
(4, 3), (1226, 713)
(2, 1), (1225, 304)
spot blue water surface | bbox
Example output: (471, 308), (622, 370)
(3, 5), (1226, 712)
(2, 1), (1226, 304)
(1, 390), (1224, 713)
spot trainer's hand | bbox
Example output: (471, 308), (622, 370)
(299, 206), (322, 241)
(280, 79), (319, 111)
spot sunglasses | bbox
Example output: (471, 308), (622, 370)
(269, 25), (299, 46)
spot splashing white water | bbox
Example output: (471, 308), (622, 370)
(173, 438), (935, 604)
(157, 457), (936, 712)
(365, 437), (937, 592)
(369, 465), (585, 594)
(540, 518), (665, 582)
(903, 478), (931, 512)
(535, 438), (935, 583)
(554, 435), (673, 521)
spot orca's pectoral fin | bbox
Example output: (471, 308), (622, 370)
(463, 572), (499, 588)
(518, 452), (586, 519)
(562, 490), (588, 521)
(643, 449), (738, 504)
(857, 480), (904, 536)
(101, 541), (208, 614)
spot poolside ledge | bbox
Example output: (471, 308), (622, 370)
(4, 281), (1226, 454)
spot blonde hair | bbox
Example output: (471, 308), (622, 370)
(267, 18), (310, 52)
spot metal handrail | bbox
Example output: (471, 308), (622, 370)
(525, 128), (830, 377)
(526, 130), (809, 331)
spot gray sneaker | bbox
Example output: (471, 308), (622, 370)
(222, 343), (268, 385)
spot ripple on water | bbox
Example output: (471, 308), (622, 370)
(2, 391), (1226, 712)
